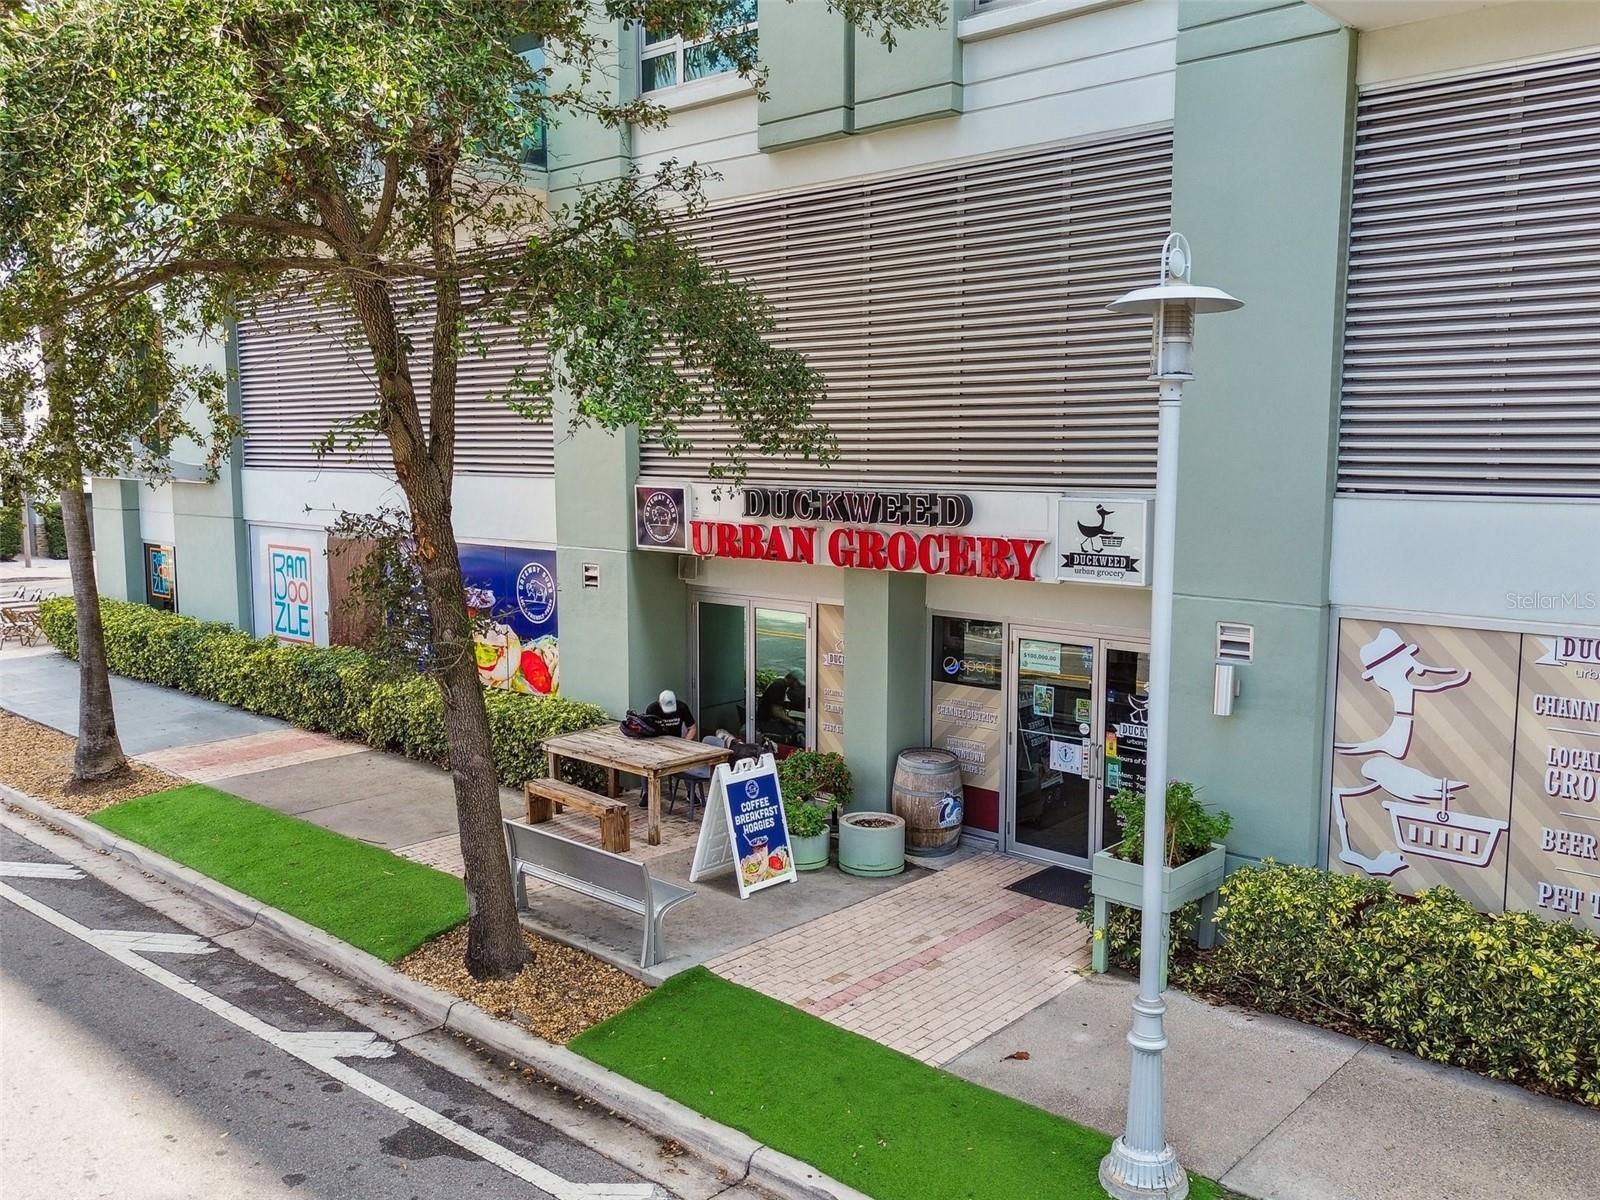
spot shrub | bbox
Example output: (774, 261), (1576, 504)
(36, 501), (67, 559)
(0, 506), (19, 560)
(777, 750), (852, 807)
(38, 597), (607, 789)
(1107, 779), (1231, 867)
(1183, 863), (1600, 1106)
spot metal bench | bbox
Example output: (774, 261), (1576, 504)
(502, 819), (695, 970)
(524, 777), (631, 853)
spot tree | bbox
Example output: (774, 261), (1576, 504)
(0, 0), (941, 977)
(0, 289), (235, 783)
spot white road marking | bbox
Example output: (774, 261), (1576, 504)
(0, 880), (662, 1200)
(0, 861), (84, 880)
(92, 930), (217, 956)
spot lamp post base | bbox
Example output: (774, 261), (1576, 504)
(1099, 1137), (1189, 1200)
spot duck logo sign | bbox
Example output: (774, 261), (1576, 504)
(1058, 499), (1147, 586)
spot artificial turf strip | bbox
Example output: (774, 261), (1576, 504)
(90, 784), (467, 962)
(573, 967), (1223, 1200)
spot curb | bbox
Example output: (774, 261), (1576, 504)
(0, 781), (873, 1200)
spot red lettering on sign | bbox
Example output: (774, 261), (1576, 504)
(691, 522), (714, 556)
(1009, 538), (1045, 582)
(739, 524), (764, 559)
(790, 526), (817, 564)
(947, 536), (974, 576)
(918, 534), (946, 575)
(887, 531), (917, 572)
(715, 522), (740, 558)
(826, 527), (854, 568)
(856, 529), (889, 571)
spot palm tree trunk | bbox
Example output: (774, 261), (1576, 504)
(60, 482), (127, 783)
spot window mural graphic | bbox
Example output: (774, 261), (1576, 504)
(1329, 619), (1600, 933)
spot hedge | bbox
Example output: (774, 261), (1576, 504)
(35, 501), (68, 559)
(38, 597), (608, 788)
(0, 506), (19, 561)
(1151, 863), (1600, 1106)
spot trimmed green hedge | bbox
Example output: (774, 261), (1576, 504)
(1175, 863), (1600, 1106)
(0, 506), (19, 561)
(38, 597), (607, 788)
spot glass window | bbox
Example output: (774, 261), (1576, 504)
(639, 1), (756, 94)
(931, 616), (1002, 691)
(511, 38), (547, 169)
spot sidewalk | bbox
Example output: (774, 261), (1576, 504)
(5, 645), (1596, 1200)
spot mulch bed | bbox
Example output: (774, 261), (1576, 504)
(0, 708), (183, 815)
(396, 924), (648, 1044)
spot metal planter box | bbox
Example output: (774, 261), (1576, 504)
(1090, 842), (1227, 981)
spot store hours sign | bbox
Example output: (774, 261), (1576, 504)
(268, 544), (316, 643)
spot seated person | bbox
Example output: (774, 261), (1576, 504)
(645, 689), (697, 741)
(757, 671), (806, 743)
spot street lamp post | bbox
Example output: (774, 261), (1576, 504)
(1098, 233), (1242, 1200)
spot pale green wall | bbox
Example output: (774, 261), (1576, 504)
(1166, 1), (1355, 868)
(852, 4), (962, 132)
(546, 18), (635, 200)
(552, 389), (687, 717)
(165, 327), (250, 625)
(842, 570), (927, 812)
(89, 478), (143, 603)
(757, 4), (854, 149)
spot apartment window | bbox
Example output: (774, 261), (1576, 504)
(511, 35), (547, 169)
(640, 0), (756, 93)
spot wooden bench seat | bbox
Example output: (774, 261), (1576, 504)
(524, 778), (631, 853)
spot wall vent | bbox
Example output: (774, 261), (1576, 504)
(1216, 622), (1254, 664)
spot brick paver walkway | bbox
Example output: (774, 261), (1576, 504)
(138, 728), (366, 782)
(709, 853), (1090, 1065)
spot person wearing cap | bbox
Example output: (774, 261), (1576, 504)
(646, 689), (697, 742)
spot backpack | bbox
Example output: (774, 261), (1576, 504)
(620, 709), (663, 739)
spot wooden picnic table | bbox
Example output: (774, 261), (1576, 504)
(1, 600), (44, 646)
(541, 724), (732, 846)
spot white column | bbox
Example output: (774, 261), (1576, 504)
(1100, 380), (1187, 1200)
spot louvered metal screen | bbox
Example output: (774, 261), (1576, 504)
(639, 131), (1173, 488)
(237, 288), (553, 474)
(1340, 51), (1600, 498)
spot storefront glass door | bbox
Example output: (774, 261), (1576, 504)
(692, 595), (812, 752)
(1100, 644), (1151, 847)
(754, 606), (810, 755)
(1001, 630), (1152, 870)
(696, 600), (747, 739)
(1010, 633), (1099, 866)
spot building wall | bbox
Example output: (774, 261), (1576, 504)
(1329, 0), (1600, 640)
(1164, 0), (1357, 868)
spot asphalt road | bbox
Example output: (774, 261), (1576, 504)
(0, 823), (711, 1200)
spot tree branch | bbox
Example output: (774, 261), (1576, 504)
(360, 150), (401, 252)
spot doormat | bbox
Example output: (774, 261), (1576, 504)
(1005, 866), (1091, 910)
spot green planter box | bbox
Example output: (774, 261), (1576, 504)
(838, 812), (905, 878)
(1090, 841), (1226, 986)
(792, 830), (832, 872)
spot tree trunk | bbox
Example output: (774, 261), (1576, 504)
(408, 478), (530, 980)
(344, 271), (529, 981)
(61, 482), (128, 783)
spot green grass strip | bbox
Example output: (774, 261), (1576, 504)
(573, 967), (1224, 1200)
(90, 784), (467, 962)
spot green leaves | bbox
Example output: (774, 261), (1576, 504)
(1180, 863), (1600, 1106)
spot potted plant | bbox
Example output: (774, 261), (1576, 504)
(1090, 780), (1231, 982)
(778, 751), (852, 872)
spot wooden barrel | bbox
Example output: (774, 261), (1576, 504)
(891, 749), (965, 857)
